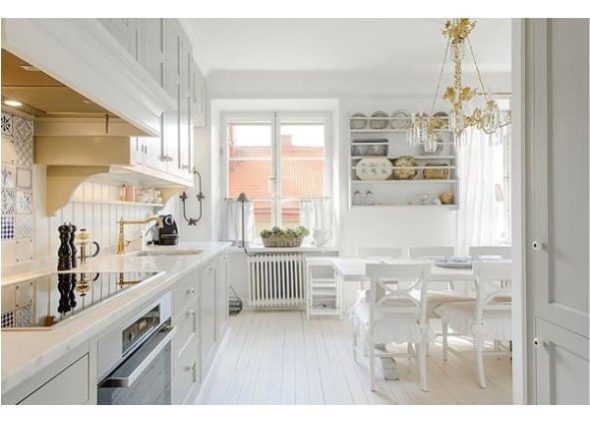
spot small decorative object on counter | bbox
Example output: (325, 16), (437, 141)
(365, 190), (375, 205)
(439, 191), (454, 205)
(76, 228), (101, 263)
(260, 225), (309, 248)
(350, 112), (368, 129)
(228, 285), (243, 315)
(369, 111), (389, 130)
(312, 229), (332, 247)
(392, 156), (418, 180)
(423, 163), (450, 180)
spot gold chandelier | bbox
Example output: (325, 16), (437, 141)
(408, 19), (511, 148)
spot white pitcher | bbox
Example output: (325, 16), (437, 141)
(312, 229), (331, 247)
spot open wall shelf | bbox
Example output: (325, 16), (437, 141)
(347, 111), (460, 209)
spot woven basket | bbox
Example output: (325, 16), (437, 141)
(261, 235), (303, 248)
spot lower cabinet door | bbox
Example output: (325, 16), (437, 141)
(201, 264), (216, 376)
(19, 354), (90, 405)
(535, 318), (589, 404)
(172, 334), (200, 404)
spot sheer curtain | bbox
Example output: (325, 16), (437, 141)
(300, 198), (333, 243)
(223, 199), (255, 243)
(456, 127), (510, 255)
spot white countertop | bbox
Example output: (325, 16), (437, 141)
(1, 242), (231, 395)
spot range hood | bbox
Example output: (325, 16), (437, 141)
(1, 48), (188, 216)
(1, 49), (149, 136)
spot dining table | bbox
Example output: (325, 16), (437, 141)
(329, 257), (485, 284)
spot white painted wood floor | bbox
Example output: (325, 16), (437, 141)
(196, 311), (512, 405)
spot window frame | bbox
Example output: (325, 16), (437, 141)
(221, 110), (333, 234)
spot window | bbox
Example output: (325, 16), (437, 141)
(224, 112), (331, 240)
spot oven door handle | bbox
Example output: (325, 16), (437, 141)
(100, 324), (177, 388)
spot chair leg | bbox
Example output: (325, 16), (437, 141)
(442, 322), (448, 361)
(475, 337), (487, 389)
(352, 325), (358, 363)
(417, 341), (428, 392)
(369, 342), (376, 392)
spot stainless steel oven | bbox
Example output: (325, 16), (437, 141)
(97, 293), (176, 405)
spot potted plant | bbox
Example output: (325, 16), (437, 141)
(260, 225), (310, 248)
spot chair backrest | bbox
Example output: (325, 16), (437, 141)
(469, 245), (512, 259)
(365, 263), (431, 326)
(409, 246), (454, 258)
(357, 247), (403, 259)
(473, 261), (512, 323)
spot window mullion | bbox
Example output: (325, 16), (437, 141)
(272, 112), (281, 227)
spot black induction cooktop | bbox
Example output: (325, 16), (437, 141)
(1, 271), (161, 329)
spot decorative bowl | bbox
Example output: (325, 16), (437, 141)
(392, 156), (418, 180)
(355, 157), (393, 180)
(390, 109), (412, 129)
(439, 191), (454, 204)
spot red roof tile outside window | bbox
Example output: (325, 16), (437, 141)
(228, 122), (326, 234)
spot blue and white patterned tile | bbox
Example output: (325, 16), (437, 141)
(14, 214), (33, 239)
(16, 167), (32, 189)
(1, 215), (15, 239)
(1, 112), (13, 137)
(1, 310), (15, 328)
(16, 190), (32, 214)
(1, 164), (16, 189)
(1, 190), (15, 215)
(12, 117), (33, 166)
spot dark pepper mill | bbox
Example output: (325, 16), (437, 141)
(69, 223), (78, 268)
(57, 223), (73, 314)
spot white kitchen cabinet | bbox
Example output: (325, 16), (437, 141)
(2, 343), (95, 405)
(200, 262), (216, 376)
(171, 271), (202, 404)
(98, 19), (139, 60)
(215, 254), (229, 341)
(178, 31), (193, 179)
(139, 19), (165, 88)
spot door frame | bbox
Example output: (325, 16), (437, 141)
(511, 17), (528, 405)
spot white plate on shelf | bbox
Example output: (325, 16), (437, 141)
(355, 157), (393, 180)
(390, 109), (412, 129)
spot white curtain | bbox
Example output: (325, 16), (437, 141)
(300, 198), (333, 241)
(223, 199), (255, 243)
(456, 127), (510, 255)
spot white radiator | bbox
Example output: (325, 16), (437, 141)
(247, 253), (305, 309)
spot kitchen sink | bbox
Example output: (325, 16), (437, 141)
(134, 249), (203, 257)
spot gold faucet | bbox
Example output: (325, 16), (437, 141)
(117, 216), (163, 255)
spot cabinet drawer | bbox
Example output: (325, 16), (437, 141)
(172, 334), (200, 404)
(173, 274), (199, 315)
(19, 354), (90, 405)
(173, 300), (199, 354)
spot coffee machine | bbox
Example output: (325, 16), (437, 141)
(154, 214), (179, 245)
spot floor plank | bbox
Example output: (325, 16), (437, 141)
(196, 310), (513, 405)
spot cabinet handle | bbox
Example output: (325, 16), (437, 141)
(533, 337), (547, 347)
(186, 309), (196, 318)
(532, 241), (544, 250)
(187, 287), (196, 295)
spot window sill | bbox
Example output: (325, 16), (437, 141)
(227, 244), (339, 254)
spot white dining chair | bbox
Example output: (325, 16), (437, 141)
(351, 263), (432, 392)
(469, 245), (512, 259)
(357, 247), (404, 259)
(435, 261), (512, 388)
(409, 246), (455, 291)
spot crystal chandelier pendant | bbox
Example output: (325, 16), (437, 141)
(450, 109), (465, 137)
(480, 101), (500, 135)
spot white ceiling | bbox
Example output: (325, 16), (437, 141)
(182, 19), (511, 76)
